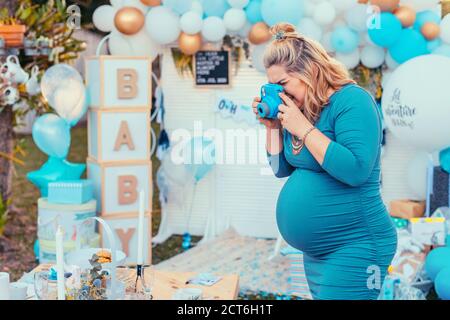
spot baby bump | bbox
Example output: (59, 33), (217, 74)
(276, 169), (375, 256)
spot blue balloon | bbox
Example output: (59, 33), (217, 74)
(27, 157), (86, 197)
(425, 247), (450, 281)
(439, 147), (450, 174)
(427, 38), (442, 52)
(389, 28), (429, 64)
(183, 137), (216, 183)
(33, 239), (40, 262)
(201, 0), (230, 18)
(261, 0), (304, 27)
(331, 26), (359, 54)
(433, 44), (450, 58)
(368, 12), (402, 48)
(163, 0), (193, 15)
(413, 10), (441, 31)
(245, 0), (263, 24)
(32, 113), (71, 158)
(435, 267), (450, 300)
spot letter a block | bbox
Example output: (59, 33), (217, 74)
(88, 109), (150, 162)
(87, 159), (152, 217)
(85, 56), (152, 109)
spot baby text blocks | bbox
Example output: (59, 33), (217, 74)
(85, 56), (153, 264)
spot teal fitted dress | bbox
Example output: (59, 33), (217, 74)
(268, 83), (397, 300)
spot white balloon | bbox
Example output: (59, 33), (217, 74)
(145, 6), (180, 45)
(322, 32), (335, 53)
(238, 21), (252, 38)
(202, 17), (226, 42)
(53, 79), (85, 121)
(407, 152), (431, 200)
(223, 8), (247, 32)
(109, 30), (134, 55)
(128, 29), (162, 60)
(227, 0), (249, 9)
(401, 0), (439, 11)
(303, 1), (316, 17)
(345, 3), (369, 32)
(381, 69), (393, 88)
(360, 45), (385, 69)
(180, 11), (203, 34)
(382, 55), (450, 152)
(122, 0), (149, 13)
(329, 0), (355, 13)
(332, 18), (347, 29)
(191, 0), (203, 16)
(251, 43), (268, 73)
(335, 49), (360, 69)
(93, 5), (116, 32)
(440, 15), (450, 44)
(110, 0), (123, 7)
(313, 1), (336, 26)
(385, 51), (399, 69)
(298, 18), (323, 42)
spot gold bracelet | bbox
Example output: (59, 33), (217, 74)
(302, 126), (316, 143)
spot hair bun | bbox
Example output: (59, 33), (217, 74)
(270, 23), (298, 39)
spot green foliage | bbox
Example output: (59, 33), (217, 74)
(1, 0), (86, 124)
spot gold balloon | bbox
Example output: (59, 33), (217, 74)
(370, 0), (400, 12)
(421, 22), (440, 40)
(248, 22), (272, 45)
(178, 33), (203, 55)
(140, 0), (161, 6)
(114, 7), (145, 35)
(393, 6), (416, 27)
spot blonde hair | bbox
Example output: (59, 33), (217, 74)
(264, 23), (356, 123)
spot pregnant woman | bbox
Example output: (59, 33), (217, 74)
(252, 23), (397, 300)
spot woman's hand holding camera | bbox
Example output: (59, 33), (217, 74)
(252, 96), (281, 130)
(277, 93), (311, 139)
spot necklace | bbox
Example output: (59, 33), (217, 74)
(291, 134), (304, 155)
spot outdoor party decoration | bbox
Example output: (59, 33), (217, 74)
(27, 157), (86, 197)
(194, 50), (230, 86)
(85, 52), (153, 264)
(215, 96), (260, 125)
(409, 217), (447, 246)
(36, 198), (97, 264)
(382, 55), (450, 152)
(31, 114), (71, 159)
(41, 64), (87, 127)
(178, 32), (203, 55)
(248, 22), (271, 45)
(89, 0), (445, 75)
(435, 267), (450, 300)
(393, 5), (416, 27)
(424, 246), (450, 281)
(114, 7), (145, 35)
(182, 136), (216, 183)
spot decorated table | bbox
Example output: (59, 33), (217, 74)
(27, 264), (239, 300)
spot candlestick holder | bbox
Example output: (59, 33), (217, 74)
(134, 265), (153, 300)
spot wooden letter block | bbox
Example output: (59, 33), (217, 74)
(85, 56), (151, 109)
(88, 109), (150, 162)
(87, 159), (152, 216)
(101, 214), (152, 265)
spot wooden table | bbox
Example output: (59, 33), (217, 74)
(31, 265), (240, 300)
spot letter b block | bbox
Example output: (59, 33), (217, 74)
(87, 159), (152, 216)
(85, 56), (151, 109)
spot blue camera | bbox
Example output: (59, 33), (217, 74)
(257, 83), (284, 119)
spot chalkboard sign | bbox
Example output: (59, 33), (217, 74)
(194, 50), (231, 87)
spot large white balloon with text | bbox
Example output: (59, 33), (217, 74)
(382, 55), (450, 152)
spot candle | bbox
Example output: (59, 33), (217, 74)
(137, 190), (145, 265)
(55, 226), (65, 300)
(0, 272), (10, 300)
